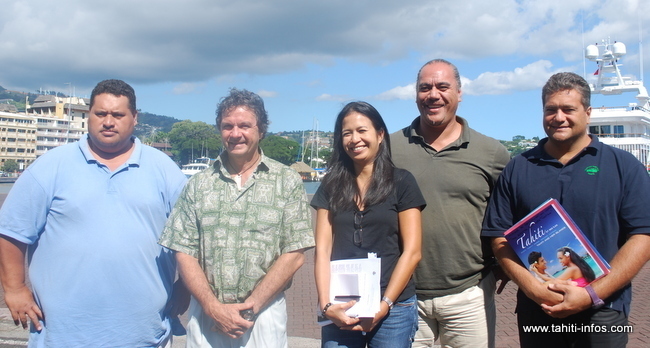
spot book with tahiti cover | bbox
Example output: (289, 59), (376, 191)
(504, 198), (610, 286)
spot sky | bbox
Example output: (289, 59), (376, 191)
(1, 0), (649, 141)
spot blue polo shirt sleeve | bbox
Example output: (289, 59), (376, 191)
(0, 169), (51, 245)
(619, 156), (650, 235)
(166, 168), (189, 216)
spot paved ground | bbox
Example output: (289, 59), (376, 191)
(0, 191), (649, 347)
(285, 252), (650, 347)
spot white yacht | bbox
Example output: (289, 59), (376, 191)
(585, 39), (650, 171)
(181, 157), (212, 177)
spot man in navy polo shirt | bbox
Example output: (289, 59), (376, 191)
(482, 72), (650, 347)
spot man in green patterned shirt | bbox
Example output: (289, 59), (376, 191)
(159, 88), (314, 348)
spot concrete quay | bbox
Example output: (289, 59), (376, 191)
(1, 191), (649, 347)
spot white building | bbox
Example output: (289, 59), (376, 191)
(0, 95), (87, 170)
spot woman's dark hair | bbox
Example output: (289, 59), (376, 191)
(558, 247), (596, 282)
(322, 101), (394, 213)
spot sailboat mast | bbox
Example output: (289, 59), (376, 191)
(315, 119), (319, 169)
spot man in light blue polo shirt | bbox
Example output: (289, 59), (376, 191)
(0, 79), (188, 347)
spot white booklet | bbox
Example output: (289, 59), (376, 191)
(318, 253), (381, 325)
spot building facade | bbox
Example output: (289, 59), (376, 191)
(0, 95), (87, 170)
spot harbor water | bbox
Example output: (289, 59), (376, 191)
(303, 181), (320, 195)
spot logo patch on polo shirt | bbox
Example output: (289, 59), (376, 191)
(585, 166), (600, 175)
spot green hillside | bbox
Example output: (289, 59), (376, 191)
(0, 86), (40, 112)
(135, 112), (183, 138)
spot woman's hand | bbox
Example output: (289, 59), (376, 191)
(342, 301), (389, 332)
(325, 300), (361, 328)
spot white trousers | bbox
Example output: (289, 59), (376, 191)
(413, 271), (496, 348)
(185, 293), (288, 348)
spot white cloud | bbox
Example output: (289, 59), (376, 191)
(316, 94), (350, 102)
(1, 0), (648, 92)
(375, 84), (415, 101)
(172, 82), (204, 95)
(462, 60), (568, 95)
(257, 90), (278, 98)
(376, 60), (568, 99)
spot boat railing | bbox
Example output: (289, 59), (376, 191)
(593, 105), (650, 113)
(634, 105), (650, 113)
(595, 133), (650, 140)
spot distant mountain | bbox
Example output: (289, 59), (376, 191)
(0, 86), (40, 111)
(0, 89), (38, 102)
(135, 112), (183, 138)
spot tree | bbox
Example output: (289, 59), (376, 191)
(166, 120), (222, 165)
(260, 135), (300, 165)
(139, 130), (171, 145)
(2, 159), (19, 173)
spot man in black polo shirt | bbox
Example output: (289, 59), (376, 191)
(482, 72), (650, 347)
